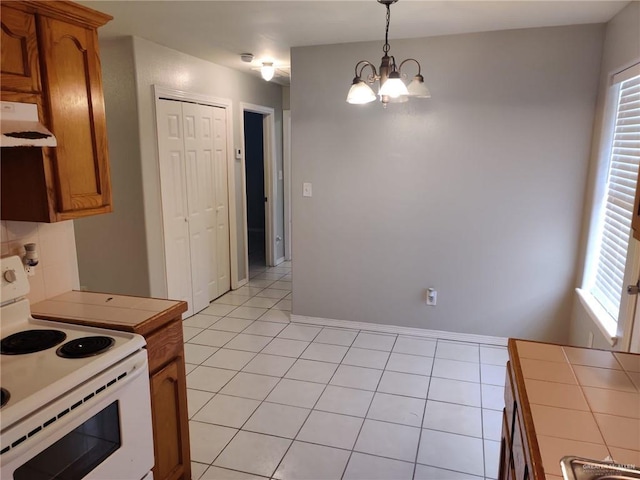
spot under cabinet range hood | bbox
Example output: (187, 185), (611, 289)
(1, 101), (57, 147)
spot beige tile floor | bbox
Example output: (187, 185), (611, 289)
(184, 261), (507, 480)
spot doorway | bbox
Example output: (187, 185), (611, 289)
(244, 111), (266, 268)
(240, 103), (280, 271)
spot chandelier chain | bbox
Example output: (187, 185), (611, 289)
(383, 3), (391, 54)
(346, 0), (430, 105)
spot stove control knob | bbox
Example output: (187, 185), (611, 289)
(3, 269), (17, 283)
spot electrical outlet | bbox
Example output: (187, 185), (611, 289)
(426, 288), (437, 306)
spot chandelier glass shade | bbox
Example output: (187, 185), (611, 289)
(346, 0), (430, 106)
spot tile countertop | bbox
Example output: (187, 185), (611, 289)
(30, 290), (187, 336)
(512, 340), (640, 479)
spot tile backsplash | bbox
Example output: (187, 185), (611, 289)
(1, 220), (79, 304)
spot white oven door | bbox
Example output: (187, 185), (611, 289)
(1, 350), (154, 480)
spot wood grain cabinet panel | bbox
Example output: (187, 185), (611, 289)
(38, 15), (111, 215)
(0, 1), (113, 222)
(151, 358), (190, 480)
(499, 409), (513, 480)
(500, 342), (549, 480)
(0, 6), (41, 93)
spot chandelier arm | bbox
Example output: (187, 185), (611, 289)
(354, 61), (378, 82)
(398, 58), (422, 76)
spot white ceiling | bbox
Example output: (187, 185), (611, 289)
(80, 0), (629, 85)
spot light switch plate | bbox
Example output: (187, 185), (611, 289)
(303, 182), (312, 197)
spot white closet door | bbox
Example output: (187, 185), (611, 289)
(156, 99), (194, 316)
(183, 102), (218, 314)
(213, 107), (231, 296)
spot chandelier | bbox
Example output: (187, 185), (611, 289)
(347, 0), (430, 106)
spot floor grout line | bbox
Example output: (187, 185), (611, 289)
(412, 337), (438, 479)
(184, 270), (507, 480)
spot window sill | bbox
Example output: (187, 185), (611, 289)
(575, 288), (618, 347)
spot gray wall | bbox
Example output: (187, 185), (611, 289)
(291, 24), (604, 342)
(569, 1), (640, 349)
(75, 38), (150, 296)
(75, 36), (284, 298)
(132, 36), (284, 297)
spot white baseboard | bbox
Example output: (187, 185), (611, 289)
(291, 314), (508, 346)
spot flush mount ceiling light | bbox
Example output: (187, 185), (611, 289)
(250, 61), (291, 82)
(347, 0), (431, 107)
(261, 62), (275, 81)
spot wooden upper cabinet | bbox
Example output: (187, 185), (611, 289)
(39, 16), (111, 216)
(0, 7), (41, 93)
(0, 1), (113, 222)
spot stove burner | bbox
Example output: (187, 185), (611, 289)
(1, 388), (9, 408)
(1, 330), (67, 355)
(56, 336), (115, 358)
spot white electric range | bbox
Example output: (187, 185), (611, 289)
(0, 255), (154, 480)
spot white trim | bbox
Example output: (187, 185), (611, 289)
(283, 110), (292, 261)
(275, 256), (285, 266)
(619, 236), (640, 351)
(631, 289), (640, 353)
(575, 288), (618, 347)
(290, 314), (508, 346)
(238, 115), (250, 285)
(611, 61), (640, 85)
(234, 278), (248, 290)
(152, 85), (242, 289)
(240, 103), (278, 267)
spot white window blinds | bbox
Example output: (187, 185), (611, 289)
(589, 71), (640, 327)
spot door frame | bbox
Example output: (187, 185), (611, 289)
(240, 102), (280, 268)
(619, 239), (640, 351)
(283, 110), (292, 261)
(153, 85), (242, 289)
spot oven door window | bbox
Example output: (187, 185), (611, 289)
(14, 402), (121, 480)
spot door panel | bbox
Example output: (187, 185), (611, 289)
(182, 102), (216, 314)
(157, 98), (231, 317)
(157, 100), (193, 317)
(214, 108), (231, 296)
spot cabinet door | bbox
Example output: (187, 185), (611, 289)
(38, 16), (112, 217)
(512, 417), (528, 480)
(0, 6), (41, 93)
(150, 357), (191, 480)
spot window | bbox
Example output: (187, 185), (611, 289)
(583, 66), (640, 338)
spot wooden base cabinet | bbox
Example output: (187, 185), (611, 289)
(145, 314), (191, 480)
(151, 358), (190, 480)
(499, 361), (535, 480)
